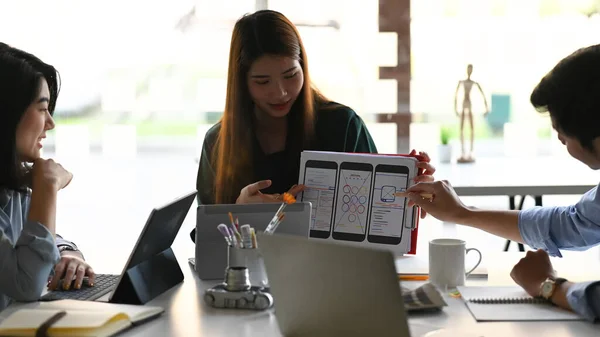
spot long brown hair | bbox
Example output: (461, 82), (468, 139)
(214, 10), (329, 203)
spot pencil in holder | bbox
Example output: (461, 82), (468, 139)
(227, 246), (269, 289)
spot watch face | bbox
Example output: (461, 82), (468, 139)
(542, 282), (554, 297)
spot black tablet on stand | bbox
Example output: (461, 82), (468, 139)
(109, 191), (197, 305)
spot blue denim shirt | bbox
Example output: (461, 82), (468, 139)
(519, 185), (600, 321)
(0, 189), (76, 311)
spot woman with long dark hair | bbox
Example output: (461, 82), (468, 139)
(196, 10), (435, 207)
(200, 9), (356, 205)
(0, 43), (95, 310)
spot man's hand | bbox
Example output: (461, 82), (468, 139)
(510, 249), (556, 297)
(406, 180), (468, 223)
(48, 250), (95, 290)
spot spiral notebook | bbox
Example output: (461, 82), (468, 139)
(457, 286), (583, 321)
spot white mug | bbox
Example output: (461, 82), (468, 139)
(429, 238), (482, 288)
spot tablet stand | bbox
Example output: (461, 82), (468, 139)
(110, 247), (183, 305)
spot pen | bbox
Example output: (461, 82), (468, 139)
(228, 226), (239, 247)
(394, 191), (434, 200)
(228, 212), (237, 232)
(227, 212), (243, 244)
(397, 274), (429, 281)
(234, 229), (243, 248)
(217, 224), (232, 246)
(240, 224), (253, 248)
(228, 227), (239, 248)
(250, 228), (258, 248)
(265, 193), (295, 234)
(267, 213), (286, 234)
(232, 224), (242, 241)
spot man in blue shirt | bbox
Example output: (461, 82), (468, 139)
(407, 44), (600, 322)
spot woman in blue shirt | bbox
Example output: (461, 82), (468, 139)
(0, 43), (95, 311)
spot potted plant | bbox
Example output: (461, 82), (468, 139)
(438, 127), (452, 163)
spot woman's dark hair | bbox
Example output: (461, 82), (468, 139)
(530, 44), (600, 150)
(213, 10), (330, 203)
(0, 42), (60, 191)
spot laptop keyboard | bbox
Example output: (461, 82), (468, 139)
(40, 274), (120, 301)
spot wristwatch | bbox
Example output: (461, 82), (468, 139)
(539, 277), (568, 301)
(58, 245), (77, 253)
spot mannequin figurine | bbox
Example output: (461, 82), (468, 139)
(454, 64), (489, 163)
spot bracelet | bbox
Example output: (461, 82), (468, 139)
(57, 245), (85, 260)
(57, 245), (76, 253)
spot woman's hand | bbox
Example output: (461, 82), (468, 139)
(410, 150), (436, 218)
(285, 184), (305, 197)
(236, 181), (306, 204)
(27, 159), (72, 235)
(48, 250), (95, 290)
(236, 180), (279, 204)
(32, 158), (73, 191)
(270, 184), (306, 201)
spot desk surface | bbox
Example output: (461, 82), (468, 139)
(128, 251), (600, 337)
(4, 247), (595, 337)
(434, 157), (598, 196)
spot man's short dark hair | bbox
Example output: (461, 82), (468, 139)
(0, 43), (60, 191)
(530, 44), (600, 150)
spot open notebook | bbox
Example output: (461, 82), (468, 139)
(457, 286), (583, 322)
(0, 300), (163, 337)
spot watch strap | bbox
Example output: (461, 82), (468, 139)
(554, 277), (568, 286)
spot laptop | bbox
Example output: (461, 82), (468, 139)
(193, 202), (311, 280)
(258, 233), (412, 337)
(40, 191), (197, 304)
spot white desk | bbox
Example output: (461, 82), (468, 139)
(434, 157), (597, 197)
(4, 246), (596, 337)
(124, 250), (600, 337)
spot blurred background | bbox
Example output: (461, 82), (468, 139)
(2, 0), (599, 272)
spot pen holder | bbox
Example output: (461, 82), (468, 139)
(227, 246), (269, 289)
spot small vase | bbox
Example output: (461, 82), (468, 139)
(438, 144), (452, 163)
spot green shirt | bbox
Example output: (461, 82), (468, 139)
(196, 103), (378, 205)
